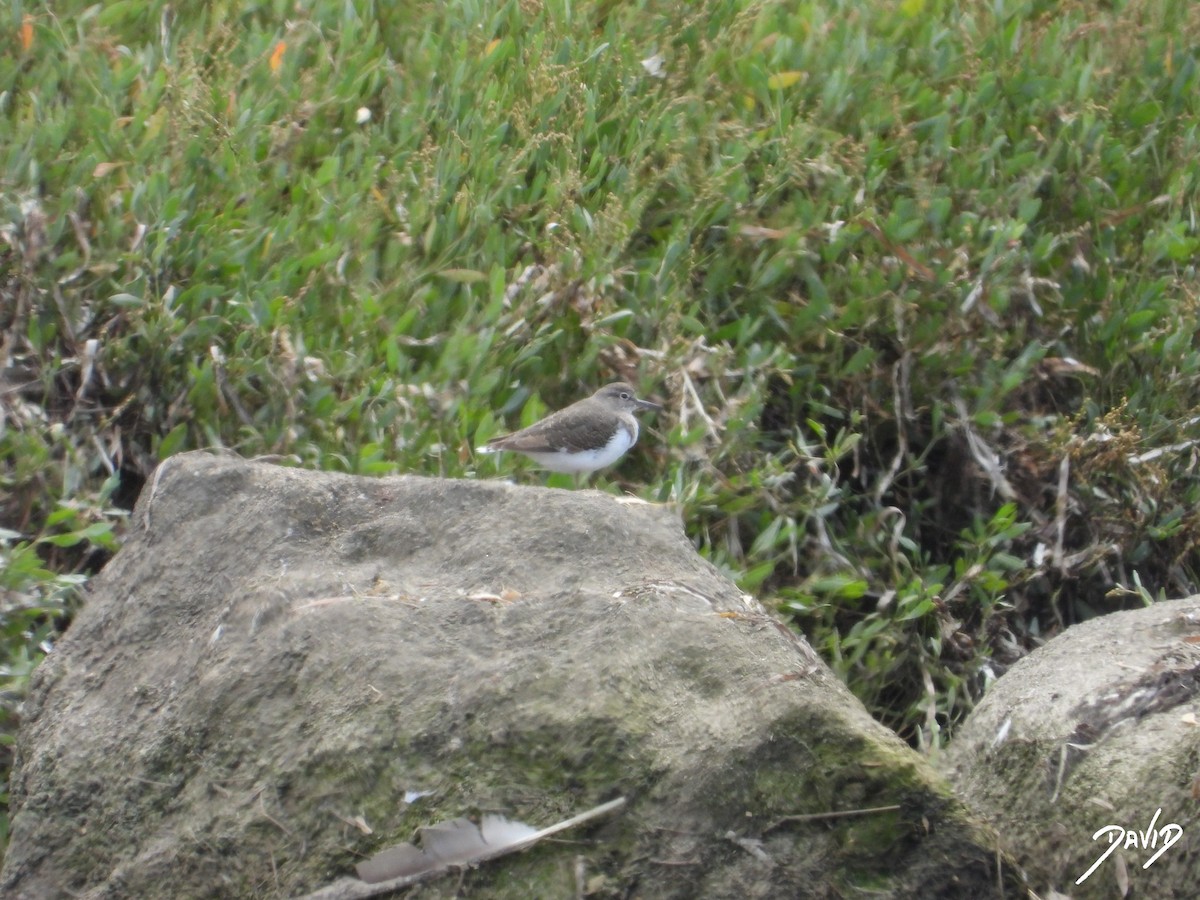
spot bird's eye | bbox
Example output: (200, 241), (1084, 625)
(621, 392), (631, 400)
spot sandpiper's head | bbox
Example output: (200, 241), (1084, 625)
(593, 382), (662, 414)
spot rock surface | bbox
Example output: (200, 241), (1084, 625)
(3, 452), (1012, 898)
(942, 596), (1200, 899)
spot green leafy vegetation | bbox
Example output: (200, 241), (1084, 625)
(3, 0), (1199, 859)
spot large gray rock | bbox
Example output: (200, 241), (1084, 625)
(942, 597), (1200, 899)
(3, 452), (1012, 898)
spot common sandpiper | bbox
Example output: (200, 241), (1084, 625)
(478, 382), (662, 476)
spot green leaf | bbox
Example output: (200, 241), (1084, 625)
(38, 532), (86, 548)
(157, 423), (190, 460)
(436, 268), (487, 283)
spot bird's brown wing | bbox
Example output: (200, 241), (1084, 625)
(486, 404), (619, 454)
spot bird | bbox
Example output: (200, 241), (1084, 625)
(477, 382), (662, 476)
